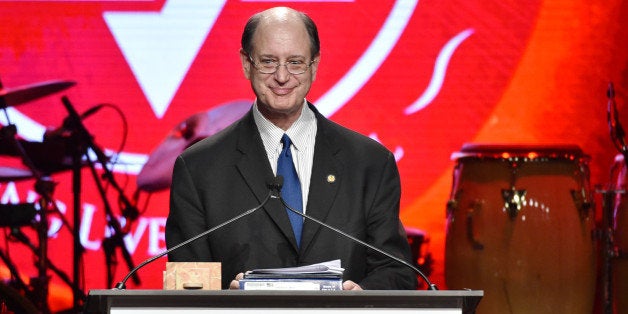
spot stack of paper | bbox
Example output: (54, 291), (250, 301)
(239, 260), (344, 290)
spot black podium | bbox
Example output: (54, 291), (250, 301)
(84, 290), (483, 313)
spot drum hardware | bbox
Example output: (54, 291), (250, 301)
(599, 82), (628, 314)
(53, 96), (141, 300)
(598, 185), (621, 314)
(0, 191), (53, 311)
(1, 99), (54, 312)
(7, 227), (86, 305)
(0, 165), (33, 182)
(0, 77), (145, 312)
(404, 227), (434, 289)
(0, 76), (86, 313)
(0, 79), (75, 109)
(500, 160), (527, 220)
(571, 187), (593, 219)
(501, 187), (526, 220)
(0, 248), (39, 313)
(465, 200), (485, 250)
(136, 100), (251, 192)
(608, 82), (627, 154)
(447, 191), (485, 250)
(446, 198), (457, 216)
(0, 280), (39, 314)
(83, 154), (140, 288)
(0, 203), (37, 227)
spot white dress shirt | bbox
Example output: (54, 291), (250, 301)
(253, 100), (317, 213)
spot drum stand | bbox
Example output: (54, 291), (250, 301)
(598, 185), (621, 314)
(0, 103), (86, 313)
(598, 151), (628, 314)
(0, 113), (83, 313)
(601, 82), (628, 314)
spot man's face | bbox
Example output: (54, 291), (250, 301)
(240, 15), (319, 121)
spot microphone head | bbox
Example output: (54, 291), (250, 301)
(268, 175), (283, 192)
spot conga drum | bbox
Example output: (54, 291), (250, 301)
(610, 154), (628, 314)
(445, 144), (596, 314)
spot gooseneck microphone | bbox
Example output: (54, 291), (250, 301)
(113, 178), (280, 290)
(272, 175), (438, 290)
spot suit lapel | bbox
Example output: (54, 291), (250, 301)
(299, 108), (343, 253)
(235, 111), (300, 249)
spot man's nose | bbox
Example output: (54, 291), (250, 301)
(273, 64), (291, 82)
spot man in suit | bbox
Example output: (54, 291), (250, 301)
(165, 6), (418, 290)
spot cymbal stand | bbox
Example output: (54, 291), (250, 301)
(602, 82), (627, 314)
(598, 184), (621, 314)
(2, 103), (84, 313)
(0, 246), (38, 304)
(85, 156), (141, 287)
(8, 228), (86, 303)
(0, 103), (52, 313)
(59, 96), (140, 290)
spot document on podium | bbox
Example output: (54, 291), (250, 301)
(240, 260), (344, 290)
(244, 259), (344, 279)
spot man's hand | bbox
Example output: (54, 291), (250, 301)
(342, 280), (363, 290)
(229, 272), (245, 289)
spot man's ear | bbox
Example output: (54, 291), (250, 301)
(310, 53), (320, 81)
(239, 49), (252, 80)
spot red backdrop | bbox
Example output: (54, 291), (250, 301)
(1, 0), (627, 311)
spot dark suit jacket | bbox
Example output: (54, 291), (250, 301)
(165, 103), (418, 289)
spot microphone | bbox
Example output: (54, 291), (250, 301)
(79, 104), (105, 120)
(43, 104), (105, 141)
(273, 175), (438, 290)
(113, 177), (280, 290)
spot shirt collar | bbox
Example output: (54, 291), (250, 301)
(253, 99), (315, 152)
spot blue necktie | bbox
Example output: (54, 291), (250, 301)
(277, 134), (303, 247)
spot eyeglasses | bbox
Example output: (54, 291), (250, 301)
(248, 56), (316, 75)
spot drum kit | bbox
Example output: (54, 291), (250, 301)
(444, 83), (627, 314)
(0, 78), (142, 313)
(1, 78), (80, 313)
(0, 76), (258, 312)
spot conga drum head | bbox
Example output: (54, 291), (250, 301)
(445, 144), (596, 314)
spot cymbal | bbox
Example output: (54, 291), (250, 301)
(0, 80), (76, 108)
(137, 100), (251, 192)
(0, 162), (33, 182)
(0, 138), (84, 179)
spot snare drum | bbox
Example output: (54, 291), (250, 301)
(445, 144), (596, 314)
(610, 154), (628, 314)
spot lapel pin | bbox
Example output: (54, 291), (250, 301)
(327, 174), (336, 183)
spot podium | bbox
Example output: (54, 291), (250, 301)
(84, 290), (483, 313)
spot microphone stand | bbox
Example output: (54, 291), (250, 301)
(113, 188), (274, 289)
(273, 176), (438, 290)
(84, 156), (140, 287)
(59, 96), (140, 296)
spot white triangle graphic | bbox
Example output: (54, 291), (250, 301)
(103, 0), (226, 118)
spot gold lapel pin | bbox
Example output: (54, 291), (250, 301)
(327, 174), (336, 183)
